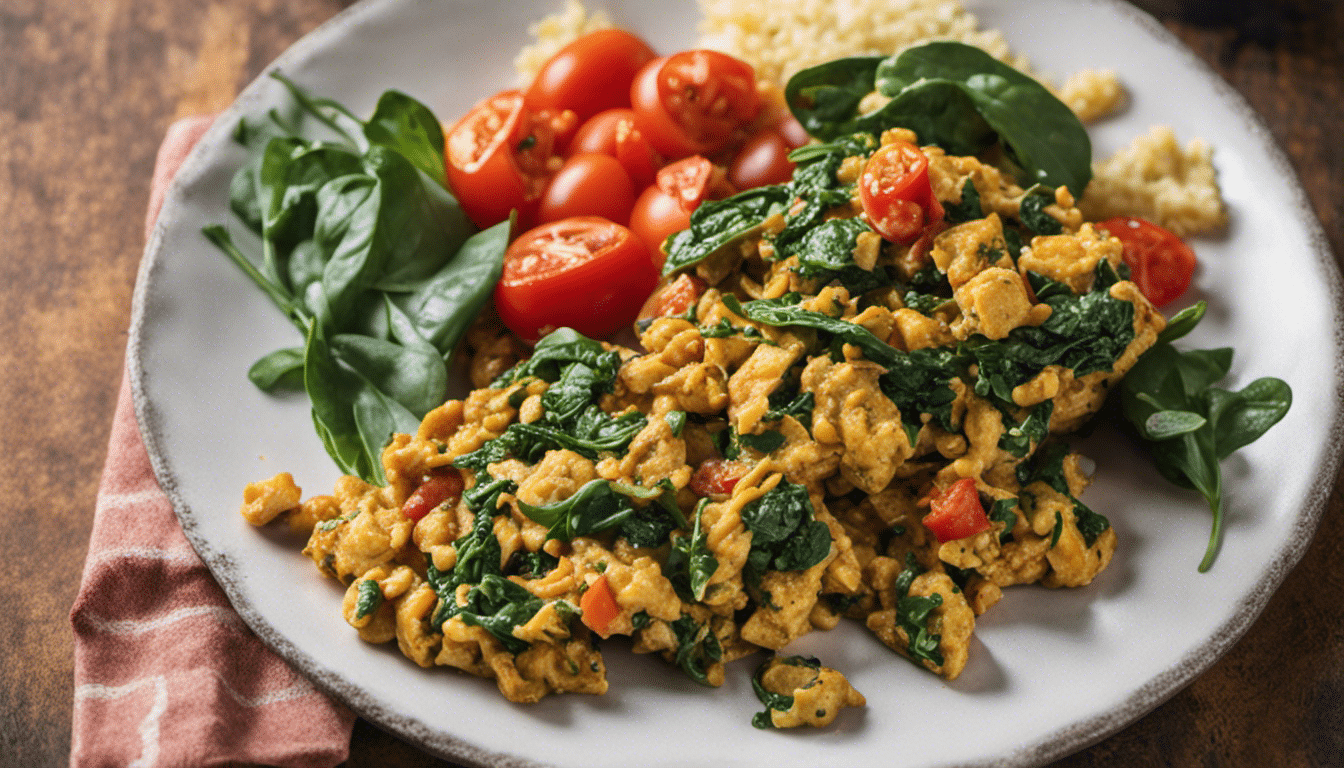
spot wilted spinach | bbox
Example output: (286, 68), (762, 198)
(750, 655), (823, 729)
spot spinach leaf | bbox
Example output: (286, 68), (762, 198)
(737, 430), (787, 455)
(1121, 339), (1291, 571)
(206, 77), (495, 485)
(750, 655), (823, 729)
(943, 179), (984, 224)
(494, 327), (620, 386)
(662, 186), (792, 276)
(1017, 185), (1063, 236)
(667, 500), (718, 602)
(740, 481), (832, 583)
(354, 578), (383, 620)
(988, 498), (1018, 543)
(792, 217), (889, 294)
(891, 554), (943, 668)
(669, 613), (723, 686)
(517, 479), (636, 542)
(452, 574), (544, 655)
(763, 390), (814, 424)
(998, 400), (1053, 458)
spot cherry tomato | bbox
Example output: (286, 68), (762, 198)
(922, 478), (992, 543)
(524, 29), (657, 122)
(538, 153), (637, 225)
(630, 51), (760, 159)
(570, 108), (638, 156)
(579, 574), (620, 637)
(858, 140), (945, 244)
(690, 458), (749, 498)
(656, 156), (735, 213)
(495, 216), (659, 342)
(628, 185), (691, 257)
(613, 117), (662, 188)
(728, 129), (796, 189)
(444, 90), (577, 230)
(638, 273), (707, 321)
(401, 469), (464, 522)
(1099, 216), (1197, 307)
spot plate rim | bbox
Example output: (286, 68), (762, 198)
(127, 0), (1344, 765)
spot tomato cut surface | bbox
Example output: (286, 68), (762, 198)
(580, 574), (621, 637)
(858, 140), (944, 244)
(401, 469), (464, 522)
(690, 458), (749, 498)
(444, 90), (576, 230)
(1100, 216), (1197, 307)
(638, 273), (707, 321)
(656, 156), (735, 213)
(631, 51), (760, 159)
(922, 478), (992, 543)
(495, 216), (659, 343)
(538, 153), (637, 225)
(524, 29), (657, 122)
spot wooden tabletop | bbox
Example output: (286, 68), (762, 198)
(3, 1), (1340, 766)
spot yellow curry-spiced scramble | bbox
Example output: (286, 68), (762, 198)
(240, 121), (1165, 726)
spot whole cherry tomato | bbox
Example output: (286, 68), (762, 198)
(628, 185), (690, 258)
(444, 90), (576, 230)
(570, 108), (639, 156)
(1099, 216), (1197, 307)
(570, 108), (662, 188)
(524, 28), (657, 122)
(537, 153), (637, 225)
(494, 216), (660, 342)
(630, 51), (760, 159)
(858, 140), (944, 244)
(728, 129), (796, 189)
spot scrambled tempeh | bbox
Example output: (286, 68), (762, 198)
(242, 128), (1162, 725)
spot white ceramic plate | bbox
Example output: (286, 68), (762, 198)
(130, 1), (1343, 766)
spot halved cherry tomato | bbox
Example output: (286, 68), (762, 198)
(613, 117), (662, 188)
(444, 90), (577, 230)
(538, 153), (637, 225)
(656, 156), (735, 213)
(638, 273), (707, 321)
(1099, 216), (1197, 307)
(922, 478), (992, 543)
(858, 140), (944, 244)
(401, 469), (464, 522)
(524, 29), (657, 122)
(628, 185), (690, 258)
(495, 216), (659, 342)
(580, 574), (621, 637)
(690, 458), (749, 498)
(728, 129), (796, 189)
(630, 51), (760, 159)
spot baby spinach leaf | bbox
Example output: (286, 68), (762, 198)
(943, 179), (984, 224)
(750, 655), (824, 729)
(783, 55), (886, 139)
(362, 89), (447, 187)
(891, 554), (943, 668)
(494, 327), (620, 386)
(1017, 185), (1063, 236)
(247, 347), (306, 391)
(740, 481), (832, 579)
(517, 479), (636, 543)
(792, 217), (889, 294)
(393, 219), (510, 360)
(1120, 335), (1291, 571)
(662, 186), (791, 276)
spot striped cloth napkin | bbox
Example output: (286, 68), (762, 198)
(69, 116), (357, 768)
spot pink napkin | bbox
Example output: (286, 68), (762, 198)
(69, 116), (357, 768)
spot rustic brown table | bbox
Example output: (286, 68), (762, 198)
(2, 1), (1339, 766)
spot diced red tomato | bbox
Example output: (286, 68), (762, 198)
(728, 128), (796, 189)
(401, 469), (464, 522)
(537, 153), (637, 225)
(524, 29), (657, 122)
(858, 140), (945, 244)
(630, 51), (761, 159)
(922, 478), (992, 543)
(1099, 216), (1197, 307)
(690, 458), (749, 498)
(494, 216), (660, 343)
(580, 574), (621, 637)
(638, 273), (707, 321)
(444, 90), (577, 230)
